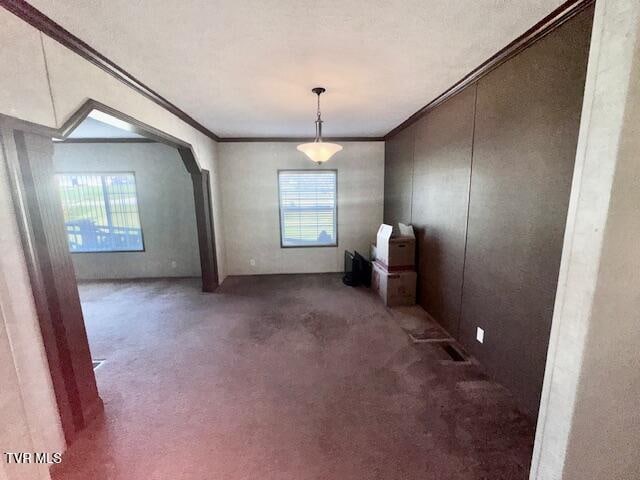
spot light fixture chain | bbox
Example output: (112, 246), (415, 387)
(315, 90), (323, 142)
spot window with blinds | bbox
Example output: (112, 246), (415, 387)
(278, 170), (337, 247)
(56, 173), (144, 253)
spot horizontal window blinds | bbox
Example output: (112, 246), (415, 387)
(56, 173), (144, 252)
(278, 170), (337, 247)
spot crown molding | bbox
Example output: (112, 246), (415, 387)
(384, 0), (595, 140)
(1, 0), (594, 144)
(218, 137), (384, 143)
(57, 137), (156, 144)
(0, 0), (221, 141)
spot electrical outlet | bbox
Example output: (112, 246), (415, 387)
(249, 258), (256, 266)
(476, 327), (485, 344)
(170, 260), (177, 269)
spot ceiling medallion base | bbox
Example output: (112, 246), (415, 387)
(298, 87), (342, 164)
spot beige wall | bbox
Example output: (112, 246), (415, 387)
(0, 8), (226, 282)
(0, 9), (225, 479)
(53, 142), (201, 280)
(219, 142), (384, 275)
(4, 2), (639, 479)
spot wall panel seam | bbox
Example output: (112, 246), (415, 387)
(38, 32), (57, 126)
(456, 83), (478, 340)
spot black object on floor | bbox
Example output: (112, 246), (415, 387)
(354, 251), (372, 287)
(343, 250), (372, 287)
(343, 250), (357, 286)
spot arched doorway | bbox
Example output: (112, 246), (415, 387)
(0, 99), (219, 444)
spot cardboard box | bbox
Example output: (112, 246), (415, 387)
(371, 260), (416, 307)
(376, 224), (415, 270)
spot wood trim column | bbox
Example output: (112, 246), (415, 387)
(1, 126), (102, 443)
(191, 168), (219, 292)
(178, 147), (219, 292)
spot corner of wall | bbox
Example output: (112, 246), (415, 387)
(211, 140), (228, 283)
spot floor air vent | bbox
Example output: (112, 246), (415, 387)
(441, 344), (467, 363)
(406, 324), (452, 343)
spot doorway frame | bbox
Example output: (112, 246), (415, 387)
(0, 99), (219, 445)
(58, 100), (219, 292)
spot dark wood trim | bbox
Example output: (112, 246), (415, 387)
(54, 100), (218, 293)
(219, 137), (384, 143)
(0, 0), (383, 143)
(0, 99), (222, 447)
(0, 125), (78, 444)
(57, 99), (191, 148)
(0, 0), (220, 142)
(15, 128), (103, 429)
(1, 126), (105, 444)
(384, 0), (595, 139)
(58, 137), (156, 144)
(0, 0), (593, 143)
(186, 164), (219, 291)
(0, 112), (59, 138)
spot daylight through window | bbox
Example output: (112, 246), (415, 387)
(278, 170), (337, 247)
(56, 173), (144, 253)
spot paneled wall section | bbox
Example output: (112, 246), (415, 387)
(382, 8), (593, 416)
(383, 125), (415, 226)
(411, 87), (475, 336)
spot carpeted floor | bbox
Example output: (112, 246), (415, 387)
(53, 274), (534, 480)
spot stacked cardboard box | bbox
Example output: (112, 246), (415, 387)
(371, 224), (417, 307)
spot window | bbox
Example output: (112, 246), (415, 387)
(278, 170), (337, 247)
(56, 173), (144, 253)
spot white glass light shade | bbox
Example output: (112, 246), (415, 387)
(297, 141), (343, 164)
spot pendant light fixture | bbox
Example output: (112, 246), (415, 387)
(297, 87), (343, 164)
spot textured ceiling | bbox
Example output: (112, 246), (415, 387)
(29, 0), (564, 137)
